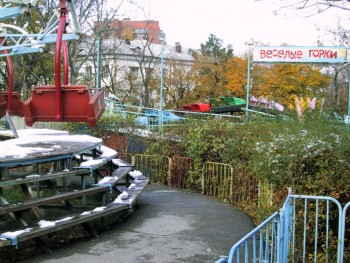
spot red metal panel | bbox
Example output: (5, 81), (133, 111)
(23, 85), (105, 127)
(0, 91), (6, 118)
(182, 103), (210, 112)
(2, 92), (24, 117)
(102, 132), (127, 153)
(197, 103), (211, 112)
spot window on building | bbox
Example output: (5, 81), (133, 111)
(146, 67), (154, 76)
(102, 65), (109, 77)
(128, 66), (139, 80)
(134, 28), (148, 40)
(130, 66), (138, 75)
(85, 66), (92, 78)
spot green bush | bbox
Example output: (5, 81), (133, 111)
(145, 114), (350, 205)
(68, 113), (350, 217)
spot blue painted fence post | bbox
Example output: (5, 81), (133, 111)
(281, 194), (292, 262)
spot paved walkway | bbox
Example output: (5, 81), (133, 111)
(23, 184), (254, 263)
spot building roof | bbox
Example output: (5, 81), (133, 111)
(79, 38), (194, 63)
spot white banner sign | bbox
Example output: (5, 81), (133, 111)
(253, 46), (347, 63)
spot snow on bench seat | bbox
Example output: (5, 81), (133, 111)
(112, 158), (134, 167)
(99, 145), (118, 159)
(73, 146), (118, 173)
(73, 158), (110, 174)
(113, 178), (149, 205)
(92, 166), (134, 190)
(128, 170), (148, 181)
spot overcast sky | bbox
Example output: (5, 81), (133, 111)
(116, 0), (347, 54)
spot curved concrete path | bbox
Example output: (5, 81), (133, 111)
(23, 184), (254, 263)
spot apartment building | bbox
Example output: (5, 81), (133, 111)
(79, 19), (195, 107)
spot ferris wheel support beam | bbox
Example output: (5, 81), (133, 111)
(0, 33), (77, 57)
(0, 7), (28, 21)
(0, 0), (40, 21)
(0, 0), (81, 57)
(0, 0), (81, 56)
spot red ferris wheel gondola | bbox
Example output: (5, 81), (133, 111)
(23, 0), (105, 127)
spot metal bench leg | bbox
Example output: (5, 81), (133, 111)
(81, 175), (87, 206)
(0, 167), (7, 195)
(20, 183), (43, 219)
(82, 222), (99, 239)
(33, 237), (53, 254)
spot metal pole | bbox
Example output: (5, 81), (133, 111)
(159, 33), (165, 131)
(347, 63), (350, 125)
(245, 44), (252, 118)
(54, 0), (67, 121)
(96, 34), (101, 89)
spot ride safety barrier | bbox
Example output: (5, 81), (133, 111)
(217, 194), (350, 263)
(132, 154), (171, 185)
(129, 154), (271, 207)
(170, 156), (193, 189)
(231, 171), (259, 206)
(201, 161), (233, 202)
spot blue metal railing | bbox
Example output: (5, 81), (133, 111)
(217, 194), (292, 263)
(289, 195), (343, 263)
(217, 212), (281, 263)
(340, 201), (350, 262)
(218, 194), (346, 263)
(227, 212), (280, 263)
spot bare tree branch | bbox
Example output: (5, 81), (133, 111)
(274, 0), (350, 17)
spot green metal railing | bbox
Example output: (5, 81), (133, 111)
(130, 154), (271, 208)
(201, 161), (233, 202)
(132, 154), (170, 184)
(170, 156), (193, 189)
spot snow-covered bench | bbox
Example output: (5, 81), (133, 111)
(0, 170), (149, 250)
(0, 134), (149, 251)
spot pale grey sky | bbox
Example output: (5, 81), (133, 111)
(116, 0), (346, 54)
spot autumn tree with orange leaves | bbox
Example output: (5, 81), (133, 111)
(254, 63), (331, 108)
(224, 56), (248, 98)
(224, 52), (331, 109)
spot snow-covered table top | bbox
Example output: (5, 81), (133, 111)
(0, 129), (102, 166)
